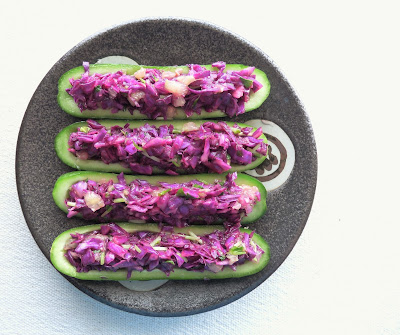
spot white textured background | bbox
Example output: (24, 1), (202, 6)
(1, 1), (399, 334)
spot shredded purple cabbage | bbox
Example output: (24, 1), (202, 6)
(66, 62), (263, 119)
(66, 173), (260, 227)
(68, 120), (267, 174)
(64, 223), (264, 278)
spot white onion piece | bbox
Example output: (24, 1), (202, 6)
(96, 56), (138, 65)
(181, 122), (199, 132)
(165, 106), (176, 119)
(119, 280), (169, 291)
(172, 95), (186, 107)
(175, 68), (183, 76)
(165, 80), (188, 96)
(84, 191), (105, 212)
(128, 91), (145, 106)
(161, 71), (176, 79)
(133, 68), (146, 79)
(207, 263), (223, 273)
(176, 75), (195, 86)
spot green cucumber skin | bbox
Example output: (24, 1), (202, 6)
(55, 120), (268, 174)
(52, 171), (267, 225)
(50, 223), (270, 281)
(57, 64), (270, 119)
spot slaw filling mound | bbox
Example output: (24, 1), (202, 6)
(68, 120), (267, 175)
(66, 173), (260, 227)
(66, 61), (263, 119)
(64, 223), (264, 278)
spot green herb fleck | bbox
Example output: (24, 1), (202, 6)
(153, 246), (168, 251)
(79, 126), (90, 133)
(133, 143), (143, 152)
(100, 205), (112, 217)
(248, 145), (262, 158)
(172, 158), (181, 167)
(176, 188), (197, 199)
(150, 236), (161, 247)
(188, 231), (198, 238)
(231, 128), (241, 135)
(158, 188), (171, 196)
(228, 246), (247, 255)
(192, 97), (200, 109)
(184, 236), (199, 241)
(176, 188), (185, 197)
(113, 198), (127, 204)
(176, 252), (188, 262)
(240, 77), (253, 89)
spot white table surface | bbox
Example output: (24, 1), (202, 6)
(1, 1), (399, 334)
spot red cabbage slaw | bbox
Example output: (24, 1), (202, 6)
(66, 173), (260, 227)
(66, 62), (263, 119)
(68, 120), (267, 175)
(64, 223), (264, 278)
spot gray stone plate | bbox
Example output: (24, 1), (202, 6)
(16, 18), (317, 316)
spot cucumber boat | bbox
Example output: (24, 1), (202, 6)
(58, 62), (270, 119)
(53, 171), (267, 225)
(55, 120), (268, 174)
(50, 223), (270, 280)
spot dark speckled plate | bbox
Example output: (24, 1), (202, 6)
(16, 18), (317, 316)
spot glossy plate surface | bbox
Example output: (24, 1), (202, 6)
(16, 18), (317, 316)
